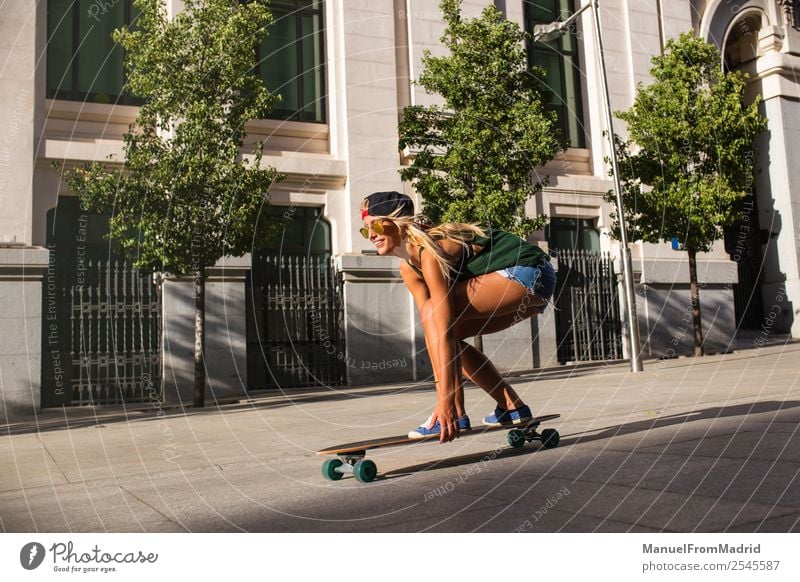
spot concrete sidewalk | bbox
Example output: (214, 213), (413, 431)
(1, 343), (799, 533)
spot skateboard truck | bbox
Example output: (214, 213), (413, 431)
(506, 423), (560, 449)
(321, 450), (379, 483)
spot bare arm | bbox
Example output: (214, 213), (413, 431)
(400, 261), (447, 431)
(419, 249), (461, 442)
(399, 261), (430, 312)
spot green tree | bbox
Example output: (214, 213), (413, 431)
(63, 0), (283, 406)
(607, 31), (767, 356)
(398, 0), (561, 236)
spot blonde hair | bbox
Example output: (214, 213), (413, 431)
(359, 198), (486, 279)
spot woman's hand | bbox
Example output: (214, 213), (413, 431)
(431, 399), (460, 443)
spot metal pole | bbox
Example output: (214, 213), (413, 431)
(655, 0), (666, 54)
(591, 0), (644, 372)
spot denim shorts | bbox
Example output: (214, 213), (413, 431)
(496, 261), (556, 311)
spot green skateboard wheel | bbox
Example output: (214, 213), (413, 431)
(353, 459), (378, 483)
(507, 429), (526, 448)
(322, 458), (344, 481)
(541, 428), (560, 449)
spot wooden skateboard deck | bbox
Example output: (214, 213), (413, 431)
(318, 413), (560, 483)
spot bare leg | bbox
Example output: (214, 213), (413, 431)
(453, 313), (534, 409)
(448, 273), (547, 411)
(418, 271), (546, 423)
(458, 340), (523, 409)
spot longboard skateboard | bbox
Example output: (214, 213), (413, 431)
(317, 413), (560, 483)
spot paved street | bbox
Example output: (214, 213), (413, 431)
(1, 343), (799, 533)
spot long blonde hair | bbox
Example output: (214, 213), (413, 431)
(359, 199), (486, 279)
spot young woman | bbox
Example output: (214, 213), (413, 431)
(360, 191), (556, 443)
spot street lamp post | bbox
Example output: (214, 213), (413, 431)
(534, 0), (644, 372)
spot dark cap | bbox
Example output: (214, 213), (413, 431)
(362, 191), (415, 219)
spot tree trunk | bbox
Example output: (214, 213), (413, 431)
(686, 247), (705, 357)
(193, 268), (206, 407)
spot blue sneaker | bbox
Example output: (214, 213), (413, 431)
(408, 414), (472, 438)
(482, 405), (533, 426)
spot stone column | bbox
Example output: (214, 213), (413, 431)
(0, 0), (36, 247)
(752, 24), (800, 337)
(756, 91), (800, 336)
(0, 1), (47, 421)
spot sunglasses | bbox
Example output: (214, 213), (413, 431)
(359, 219), (390, 239)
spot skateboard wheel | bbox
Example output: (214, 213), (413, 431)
(541, 428), (560, 449)
(353, 459), (378, 483)
(322, 458), (344, 481)
(507, 429), (526, 448)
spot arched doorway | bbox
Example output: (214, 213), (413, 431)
(246, 206), (345, 390)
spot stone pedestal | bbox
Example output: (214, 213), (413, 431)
(635, 258), (739, 357)
(337, 254), (417, 385)
(0, 246), (50, 419)
(161, 256), (250, 406)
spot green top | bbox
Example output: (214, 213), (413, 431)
(407, 228), (549, 282)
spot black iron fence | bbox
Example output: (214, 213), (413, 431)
(553, 249), (623, 363)
(247, 254), (346, 389)
(43, 257), (161, 406)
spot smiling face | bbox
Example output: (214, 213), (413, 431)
(362, 216), (402, 255)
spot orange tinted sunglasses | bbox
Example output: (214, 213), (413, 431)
(359, 220), (389, 239)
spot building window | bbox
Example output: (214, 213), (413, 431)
(258, 0), (326, 123)
(260, 206), (331, 257)
(546, 217), (600, 252)
(47, 0), (326, 123)
(524, 0), (586, 148)
(47, 0), (140, 105)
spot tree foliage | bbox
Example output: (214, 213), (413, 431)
(398, 0), (561, 236)
(62, 0), (284, 406)
(64, 0), (283, 275)
(606, 31), (767, 252)
(607, 31), (767, 356)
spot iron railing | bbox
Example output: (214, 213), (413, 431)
(248, 254), (345, 389)
(69, 260), (161, 405)
(553, 249), (623, 363)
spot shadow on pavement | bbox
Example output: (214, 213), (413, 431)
(1, 360), (629, 436)
(382, 444), (549, 480)
(380, 400), (800, 480)
(0, 382), (443, 436)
